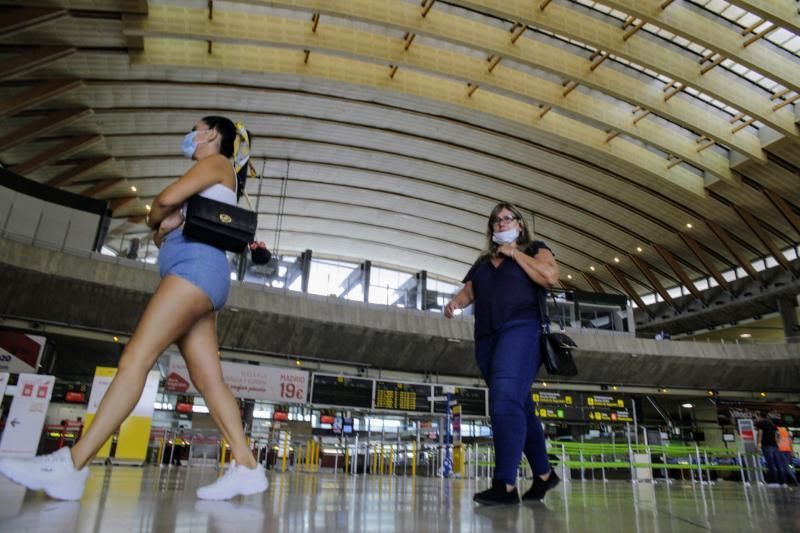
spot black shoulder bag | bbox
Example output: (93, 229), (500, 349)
(183, 187), (257, 254)
(538, 289), (579, 376)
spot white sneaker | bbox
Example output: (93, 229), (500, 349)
(196, 461), (268, 500)
(0, 447), (89, 501)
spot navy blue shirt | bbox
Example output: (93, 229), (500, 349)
(463, 241), (550, 339)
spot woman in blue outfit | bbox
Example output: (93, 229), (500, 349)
(0, 117), (267, 501)
(445, 202), (560, 505)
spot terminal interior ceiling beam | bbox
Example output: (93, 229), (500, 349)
(597, 0), (800, 93)
(126, 5), (737, 186)
(724, 0), (800, 34)
(445, 0), (799, 138)
(0, 0), (797, 326)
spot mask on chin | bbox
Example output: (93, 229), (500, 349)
(492, 228), (519, 244)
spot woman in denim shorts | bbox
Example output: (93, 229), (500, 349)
(0, 117), (268, 501)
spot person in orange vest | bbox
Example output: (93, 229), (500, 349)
(776, 420), (798, 486)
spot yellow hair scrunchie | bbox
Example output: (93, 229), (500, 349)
(232, 122), (254, 177)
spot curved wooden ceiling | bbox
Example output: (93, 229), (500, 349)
(0, 0), (798, 306)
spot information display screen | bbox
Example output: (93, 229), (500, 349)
(532, 391), (584, 421)
(310, 374), (373, 409)
(374, 381), (432, 413)
(433, 386), (488, 417)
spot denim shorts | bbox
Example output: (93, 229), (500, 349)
(158, 230), (230, 311)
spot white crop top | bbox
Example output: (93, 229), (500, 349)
(182, 166), (238, 216)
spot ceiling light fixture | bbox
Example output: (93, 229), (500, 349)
(613, 257), (620, 263)
(685, 223), (692, 229)
(130, 186), (137, 192)
(636, 246), (643, 253)
(681, 403), (694, 409)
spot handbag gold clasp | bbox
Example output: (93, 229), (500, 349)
(218, 213), (232, 224)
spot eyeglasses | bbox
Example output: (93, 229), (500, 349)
(491, 215), (518, 225)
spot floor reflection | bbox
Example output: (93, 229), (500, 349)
(0, 468), (798, 532)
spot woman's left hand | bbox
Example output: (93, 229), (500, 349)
(497, 243), (518, 259)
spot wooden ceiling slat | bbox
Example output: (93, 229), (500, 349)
(678, 232), (732, 293)
(582, 272), (605, 293)
(605, 264), (648, 310)
(0, 108), (93, 153)
(705, 221), (760, 282)
(81, 178), (123, 197)
(629, 255), (675, 307)
(762, 188), (800, 239)
(9, 135), (103, 176)
(0, 7), (67, 37)
(46, 157), (114, 187)
(0, 46), (76, 81)
(0, 80), (83, 119)
(653, 244), (704, 303)
(732, 205), (795, 273)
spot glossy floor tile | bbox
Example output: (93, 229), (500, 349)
(1, 467), (798, 532)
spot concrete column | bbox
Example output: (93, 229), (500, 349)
(415, 270), (428, 311)
(777, 296), (799, 343)
(300, 249), (312, 293)
(362, 260), (371, 303)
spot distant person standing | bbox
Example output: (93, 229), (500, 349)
(445, 202), (560, 505)
(776, 421), (797, 486)
(755, 411), (785, 486)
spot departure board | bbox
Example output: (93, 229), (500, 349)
(374, 381), (432, 413)
(433, 386), (488, 417)
(310, 374), (373, 409)
(532, 391), (584, 421)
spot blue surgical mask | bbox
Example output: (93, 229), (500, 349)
(492, 228), (519, 244)
(181, 131), (198, 159)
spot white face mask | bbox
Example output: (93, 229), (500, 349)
(492, 228), (519, 244)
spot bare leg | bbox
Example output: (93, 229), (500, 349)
(178, 313), (257, 469)
(70, 276), (213, 469)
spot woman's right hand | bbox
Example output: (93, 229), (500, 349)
(444, 300), (460, 319)
(158, 210), (184, 235)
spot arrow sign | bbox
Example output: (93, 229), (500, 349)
(9, 418), (20, 427)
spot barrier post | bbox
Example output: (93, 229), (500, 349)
(157, 432), (166, 467)
(281, 433), (288, 472)
(694, 445), (705, 484)
(412, 441), (417, 478)
(737, 451), (748, 486)
(219, 437), (227, 469)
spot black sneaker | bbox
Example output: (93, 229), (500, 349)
(522, 471), (560, 502)
(473, 479), (520, 506)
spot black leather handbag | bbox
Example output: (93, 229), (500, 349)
(538, 289), (579, 376)
(182, 194), (257, 253)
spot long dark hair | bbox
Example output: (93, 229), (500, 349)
(478, 202), (532, 261)
(201, 116), (252, 200)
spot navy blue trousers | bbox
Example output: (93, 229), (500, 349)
(475, 319), (551, 485)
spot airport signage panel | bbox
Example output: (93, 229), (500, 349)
(374, 380), (432, 413)
(310, 373), (373, 409)
(0, 331), (45, 374)
(166, 355), (308, 403)
(433, 386), (488, 417)
(0, 373), (55, 458)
